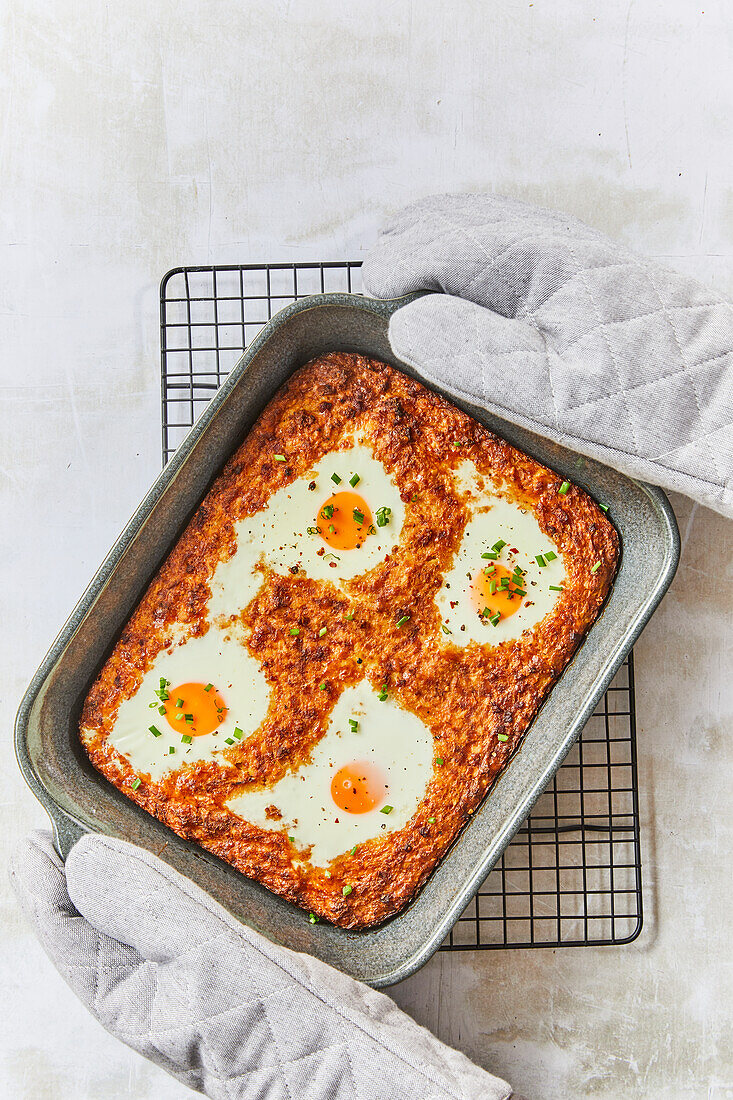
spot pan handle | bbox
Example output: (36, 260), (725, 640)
(47, 804), (88, 860)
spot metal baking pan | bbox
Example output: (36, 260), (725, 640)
(15, 292), (679, 987)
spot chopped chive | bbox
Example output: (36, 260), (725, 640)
(599, 503), (609, 513)
(203, 684), (212, 693)
(492, 539), (507, 552)
(349, 719), (359, 733)
(158, 705), (166, 715)
(155, 689), (169, 700)
(349, 473), (360, 487)
(288, 835), (294, 842)
(489, 580), (497, 594)
(224, 737), (235, 745)
(309, 912), (319, 924)
(274, 454), (286, 462)
(375, 506), (391, 527)
(549, 584), (564, 592)
(168, 746), (175, 754)
(480, 552), (492, 560)
(350, 845), (357, 855)
(497, 733), (509, 742)
(536, 554), (547, 568)
(149, 725), (162, 737)
(307, 526), (320, 534)
(176, 697), (184, 708)
(485, 551), (498, 560)
(489, 612), (501, 626)
(289, 626), (300, 636)
(131, 777), (141, 791)
(318, 626), (327, 637)
(353, 508), (365, 525)
(377, 686), (388, 701)
(319, 682), (327, 691)
(176, 714), (184, 721)
(512, 588), (527, 597)
(544, 550), (557, 562)
(441, 624), (452, 634)
(342, 885), (353, 897)
(499, 576), (510, 588)
(345, 611), (355, 621)
(148, 702), (157, 709)
(181, 734), (192, 744)
(435, 757), (444, 766)
(380, 805), (393, 815)
(591, 561), (601, 574)
(559, 481), (570, 495)
(184, 713), (194, 723)
(324, 871), (331, 878)
(234, 727), (243, 739)
(322, 504), (334, 519)
(428, 817), (436, 824)
(331, 472), (342, 485)
(396, 614), (410, 627)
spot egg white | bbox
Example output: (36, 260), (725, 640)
(208, 441), (404, 621)
(98, 625), (270, 781)
(226, 678), (434, 865)
(440, 460), (566, 646)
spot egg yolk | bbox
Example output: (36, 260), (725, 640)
(163, 682), (227, 736)
(331, 761), (387, 814)
(318, 491), (373, 551)
(471, 563), (524, 620)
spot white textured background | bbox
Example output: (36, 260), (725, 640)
(1, 2), (731, 1097)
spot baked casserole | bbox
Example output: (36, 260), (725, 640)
(80, 353), (618, 929)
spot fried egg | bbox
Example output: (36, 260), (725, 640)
(439, 461), (566, 646)
(225, 678), (434, 865)
(208, 441), (404, 620)
(99, 626), (270, 781)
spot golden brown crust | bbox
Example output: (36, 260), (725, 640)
(80, 353), (619, 929)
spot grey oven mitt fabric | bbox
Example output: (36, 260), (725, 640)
(361, 193), (733, 519)
(10, 831), (513, 1100)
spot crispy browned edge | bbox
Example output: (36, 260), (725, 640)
(80, 353), (619, 929)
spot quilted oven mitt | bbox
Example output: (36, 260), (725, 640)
(361, 193), (733, 519)
(10, 831), (514, 1100)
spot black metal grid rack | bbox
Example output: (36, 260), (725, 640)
(160, 262), (643, 950)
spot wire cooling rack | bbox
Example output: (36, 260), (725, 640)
(160, 262), (643, 950)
